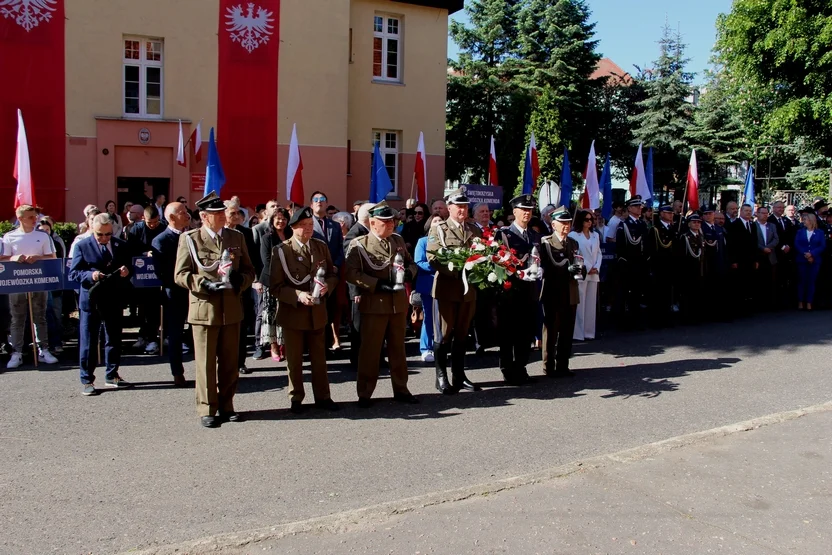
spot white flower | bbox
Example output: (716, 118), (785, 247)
(464, 261), (474, 271)
(448, 262), (455, 271)
(487, 272), (498, 283)
(473, 242), (485, 251)
(454, 248), (462, 254)
(438, 247), (446, 254)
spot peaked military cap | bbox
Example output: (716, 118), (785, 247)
(445, 187), (470, 205)
(195, 191), (226, 212)
(687, 213), (702, 222)
(288, 206), (313, 227)
(659, 204), (673, 213)
(626, 195), (644, 207)
(799, 206), (816, 215)
(369, 201), (396, 220)
(813, 198), (828, 211)
(510, 195), (535, 210)
(700, 204), (715, 213)
(551, 206), (573, 223)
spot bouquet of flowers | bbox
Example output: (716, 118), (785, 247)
(429, 227), (537, 292)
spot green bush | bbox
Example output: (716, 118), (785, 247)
(53, 222), (78, 248)
(0, 220), (13, 238)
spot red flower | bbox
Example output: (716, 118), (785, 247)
(508, 265), (517, 273)
(503, 281), (513, 290)
(510, 248), (517, 255)
(491, 255), (500, 262)
(466, 254), (483, 263)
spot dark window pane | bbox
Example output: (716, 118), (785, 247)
(125, 82), (139, 97)
(146, 83), (161, 98)
(125, 98), (140, 114)
(146, 67), (161, 83)
(125, 65), (139, 81)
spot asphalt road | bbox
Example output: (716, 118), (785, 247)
(2, 311), (831, 554)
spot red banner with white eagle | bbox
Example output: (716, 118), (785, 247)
(0, 0), (66, 221)
(217, 0), (280, 204)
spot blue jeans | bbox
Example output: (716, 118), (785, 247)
(420, 293), (435, 355)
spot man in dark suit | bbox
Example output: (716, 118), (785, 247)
(126, 205), (167, 353)
(225, 200), (260, 374)
(770, 201), (795, 308)
(151, 202), (192, 387)
(70, 214), (133, 396)
(755, 206), (779, 307)
(728, 203), (759, 309)
(343, 202), (373, 371)
(310, 190), (345, 351)
(251, 199), (279, 359)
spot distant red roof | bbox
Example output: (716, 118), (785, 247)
(591, 58), (632, 84)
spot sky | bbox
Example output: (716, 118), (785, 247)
(448, 0), (734, 84)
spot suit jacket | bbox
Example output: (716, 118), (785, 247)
(268, 237), (337, 331)
(69, 236), (133, 312)
(770, 215), (794, 251)
(232, 225), (262, 281)
(150, 227), (184, 291)
(794, 228), (826, 266)
(343, 222), (370, 300)
(728, 218), (758, 267)
(258, 227), (291, 284)
(345, 233), (417, 315)
(313, 216), (344, 267)
(426, 219), (483, 302)
(126, 220), (168, 255)
(615, 216), (648, 263)
(252, 220), (271, 249)
(755, 221), (779, 265)
(173, 227), (255, 326)
(539, 234), (579, 308)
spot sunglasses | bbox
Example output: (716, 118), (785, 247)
(312, 197), (327, 203)
(414, 210), (425, 215)
(95, 232), (113, 237)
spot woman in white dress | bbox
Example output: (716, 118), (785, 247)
(568, 210), (602, 340)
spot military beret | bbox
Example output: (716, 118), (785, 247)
(288, 206), (314, 226)
(195, 192), (225, 212)
(510, 195), (535, 210)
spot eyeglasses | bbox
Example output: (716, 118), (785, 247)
(312, 197), (327, 203)
(95, 232), (113, 237)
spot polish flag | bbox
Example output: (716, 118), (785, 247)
(414, 132), (427, 203)
(582, 140), (600, 210)
(286, 123), (305, 206)
(488, 135), (498, 186)
(13, 109), (36, 209)
(176, 120), (186, 167)
(629, 143), (650, 199)
(190, 120), (203, 163)
(686, 148), (700, 211)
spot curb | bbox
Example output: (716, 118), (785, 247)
(128, 400), (832, 554)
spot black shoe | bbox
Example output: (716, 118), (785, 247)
(357, 397), (373, 409)
(315, 399), (341, 412)
(434, 344), (453, 394)
(393, 392), (419, 404)
(201, 416), (219, 428)
(290, 401), (305, 414)
(239, 365), (251, 375)
(252, 346), (267, 360)
(452, 371), (481, 392)
(173, 374), (187, 387)
(435, 370), (453, 395)
(220, 411), (242, 422)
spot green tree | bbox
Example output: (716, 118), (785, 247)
(629, 24), (694, 194)
(716, 1), (832, 156)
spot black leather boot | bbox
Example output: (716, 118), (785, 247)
(451, 340), (480, 391)
(434, 343), (453, 394)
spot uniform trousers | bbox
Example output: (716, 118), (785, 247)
(283, 326), (331, 403)
(192, 322), (240, 417)
(9, 292), (49, 352)
(574, 280), (598, 340)
(542, 304), (577, 373)
(437, 299), (476, 345)
(497, 284), (536, 373)
(357, 311), (409, 399)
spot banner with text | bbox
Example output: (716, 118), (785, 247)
(0, 259), (65, 294)
(599, 242), (615, 282)
(130, 256), (162, 288)
(461, 184), (503, 209)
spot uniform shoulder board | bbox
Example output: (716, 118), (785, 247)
(225, 227), (243, 238)
(184, 229), (200, 239)
(310, 237), (327, 246)
(391, 232), (403, 239)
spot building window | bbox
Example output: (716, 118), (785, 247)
(373, 15), (401, 82)
(123, 37), (163, 118)
(372, 130), (399, 195)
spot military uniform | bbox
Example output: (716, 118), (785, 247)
(496, 195), (541, 385)
(174, 193), (255, 426)
(615, 196), (648, 326)
(679, 214), (706, 320)
(426, 189), (483, 394)
(701, 206), (729, 318)
(269, 207), (339, 410)
(539, 214), (581, 376)
(345, 202), (419, 405)
(645, 208), (678, 321)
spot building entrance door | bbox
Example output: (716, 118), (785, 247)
(116, 177), (170, 209)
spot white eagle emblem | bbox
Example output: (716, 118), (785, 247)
(225, 2), (275, 53)
(0, 0), (57, 32)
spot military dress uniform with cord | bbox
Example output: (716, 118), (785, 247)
(539, 208), (582, 377)
(426, 188), (483, 394)
(345, 202), (419, 407)
(701, 205), (729, 319)
(174, 193), (255, 428)
(679, 213), (706, 320)
(646, 205), (678, 323)
(615, 196), (648, 327)
(495, 195), (542, 386)
(268, 207), (339, 414)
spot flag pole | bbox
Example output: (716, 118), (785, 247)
(677, 180), (689, 234)
(27, 293), (38, 368)
(408, 172), (416, 203)
(159, 306), (164, 357)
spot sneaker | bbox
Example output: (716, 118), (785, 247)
(252, 346), (267, 360)
(6, 352), (23, 369)
(132, 338), (147, 350)
(421, 351), (435, 362)
(38, 349), (59, 364)
(82, 383), (97, 396)
(52, 345), (64, 354)
(144, 341), (159, 354)
(104, 375), (132, 388)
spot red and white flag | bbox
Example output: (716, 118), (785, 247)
(176, 120), (186, 167)
(190, 120), (203, 163)
(488, 135), (499, 187)
(413, 132), (427, 203)
(686, 148), (700, 210)
(286, 123), (305, 206)
(629, 143), (650, 200)
(13, 109), (35, 209)
(582, 140), (600, 210)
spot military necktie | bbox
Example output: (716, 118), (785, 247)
(522, 230), (528, 243)
(100, 244), (112, 265)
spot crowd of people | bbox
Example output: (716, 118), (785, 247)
(1, 187), (828, 427)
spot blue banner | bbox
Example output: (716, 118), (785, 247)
(461, 184), (503, 209)
(599, 242), (615, 283)
(63, 258), (80, 291)
(0, 259), (65, 294)
(130, 256), (162, 288)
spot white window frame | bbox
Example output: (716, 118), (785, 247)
(372, 14), (402, 83)
(122, 36), (164, 119)
(372, 130), (400, 197)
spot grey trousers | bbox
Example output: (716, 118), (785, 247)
(10, 292), (49, 352)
